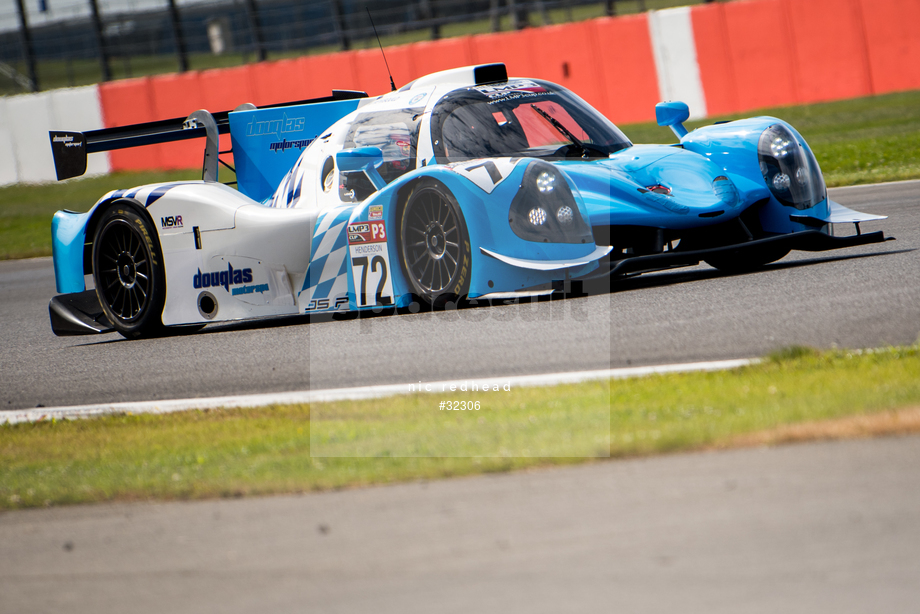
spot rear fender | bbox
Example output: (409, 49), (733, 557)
(52, 196), (153, 294)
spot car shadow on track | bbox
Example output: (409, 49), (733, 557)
(71, 247), (912, 345)
(595, 247), (913, 296)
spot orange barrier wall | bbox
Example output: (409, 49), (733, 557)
(99, 77), (161, 172)
(694, 0), (800, 113)
(689, 2), (738, 116)
(858, 0), (920, 95)
(150, 72), (206, 170)
(691, 0), (920, 116)
(590, 14), (659, 125)
(99, 0), (920, 173)
(784, 0), (873, 104)
(411, 37), (474, 84)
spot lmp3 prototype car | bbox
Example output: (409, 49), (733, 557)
(48, 63), (890, 338)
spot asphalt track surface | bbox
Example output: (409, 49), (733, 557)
(1, 435), (918, 613)
(1, 181), (918, 411)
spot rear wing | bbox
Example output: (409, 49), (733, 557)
(48, 90), (368, 184)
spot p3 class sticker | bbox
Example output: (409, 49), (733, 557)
(347, 221), (394, 307)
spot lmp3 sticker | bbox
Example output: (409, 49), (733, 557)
(347, 221), (394, 308)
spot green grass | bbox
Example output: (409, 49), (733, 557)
(2, 88), (919, 260)
(2, 345), (918, 510)
(0, 170), (200, 260)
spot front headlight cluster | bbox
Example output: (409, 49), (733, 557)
(508, 162), (593, 244)
(758, 124), (826, 210)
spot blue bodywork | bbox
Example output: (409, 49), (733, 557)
(51, 209), (92, 294)
(49, 68), (886, 336)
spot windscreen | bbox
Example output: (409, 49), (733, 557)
(430, 79), (631, 163)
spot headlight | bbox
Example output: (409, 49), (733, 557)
(536, 171), (555, 193)
(758, 124), (826, 210)
(556, 205), (574, 225)
(508, 162), (593, 244)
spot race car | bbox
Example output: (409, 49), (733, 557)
(47, 62), (890, 339)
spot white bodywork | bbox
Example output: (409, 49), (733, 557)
(134, 67), (505, 326)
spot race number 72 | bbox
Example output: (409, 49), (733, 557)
(352, 255), (392, 307)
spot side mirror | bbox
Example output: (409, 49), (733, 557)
(336, 147), (386, 191)
(655, 101), (690, 139)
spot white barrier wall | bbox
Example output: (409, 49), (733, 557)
(50, 86), (110, 178)
(0, 85), (109, 186)
(0, 96), (18, 185)
(647, 7), (708, 120)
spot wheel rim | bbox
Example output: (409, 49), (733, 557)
(97, 219), (151, 322)
(404, 188), (463, 295)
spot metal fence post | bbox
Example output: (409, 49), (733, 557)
(244, 0), (267, 61)
(166, 0), (190, 71)
(88, 0), (111, 81)
(331, 0), (350, 51)
(509, 0), (528, 30)
(14, 0), (38, 90)
(489, 0), (501, 32)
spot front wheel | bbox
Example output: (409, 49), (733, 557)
(399, 179), (472, 306)
(704, 245), (790, 274)
(92, 202), (166, 338)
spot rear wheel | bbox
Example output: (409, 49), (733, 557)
(399, 179), (471, 306)
(92, 202), (166, 338)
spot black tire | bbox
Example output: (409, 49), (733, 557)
(399, 179), (472, 306)
(92, 201), (166, 338)
(704, 245), (790, 274)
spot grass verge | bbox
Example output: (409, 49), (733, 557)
(2, 345), (918, 510)
(2, 89), (918, 261)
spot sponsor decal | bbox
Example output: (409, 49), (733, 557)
(368, 205), (383, 220)
(346, 221), (387, 243)
(305, 296), (349, 312)
(231, 283), (270, 296)
(409, 93), (427, 106)
(52, 134), (83, 148)
(474, 79), (548, 100)
(192, 263), (253, 292)
(160, 215), (183, 229)
(269, 137), (314, 153)
(347, 221), (394, 307)
(246, 113), (306, 139)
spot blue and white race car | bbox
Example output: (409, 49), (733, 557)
(48, 63), (890, 338)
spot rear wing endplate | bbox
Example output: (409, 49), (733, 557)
(48, 90), (367, 182)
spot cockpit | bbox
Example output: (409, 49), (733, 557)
(430, 79), (632, 163)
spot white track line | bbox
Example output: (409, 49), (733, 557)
(1, 358), (756, 425)
(829, 178), (920, 191)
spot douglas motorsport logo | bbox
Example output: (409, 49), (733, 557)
(193, 263), (268, 296)
(52, 134), (83, 148)
(246, 112), (314, 153)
